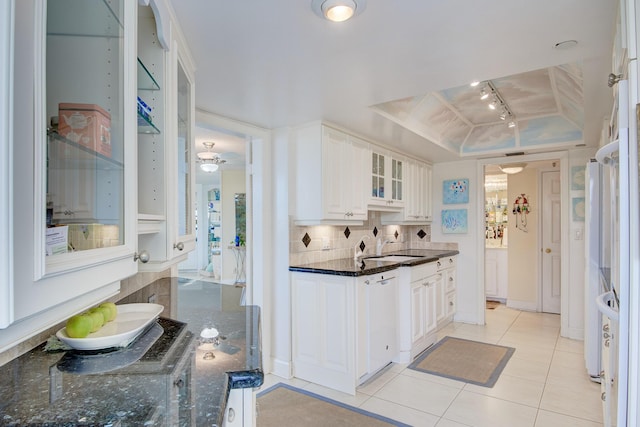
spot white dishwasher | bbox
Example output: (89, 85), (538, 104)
(363, 272), (398, 377)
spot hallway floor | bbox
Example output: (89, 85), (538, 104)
(261, 304), (603, 427)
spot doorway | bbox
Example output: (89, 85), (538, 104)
(482, 159), (561, 316)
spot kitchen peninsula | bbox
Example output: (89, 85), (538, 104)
(289, 249), (458, 394)
(0, 278), (262, 426)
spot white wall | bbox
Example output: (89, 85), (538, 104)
(432, 160), (482, 324)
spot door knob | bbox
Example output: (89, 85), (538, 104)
(545, 248), (551, 253)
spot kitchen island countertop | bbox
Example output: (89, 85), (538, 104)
(0, 278), (262, 427)
(289, 249), (459, 276)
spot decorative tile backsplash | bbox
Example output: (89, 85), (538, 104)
(290, 212), (434, 265)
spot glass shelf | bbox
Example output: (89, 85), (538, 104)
(47, 0), (124, 38)
(48, 130), (123, 170)
(137, 58), (160, 91)
(137, 112), (160, 134)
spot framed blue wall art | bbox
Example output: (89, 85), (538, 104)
(442, 209), (468, 234)
(443, 178), (469, 204)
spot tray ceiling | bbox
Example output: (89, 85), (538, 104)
(371, 63), (584, 156)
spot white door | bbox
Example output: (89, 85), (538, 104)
(541, 171), (561, 314)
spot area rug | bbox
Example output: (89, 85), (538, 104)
(486, 300), (501, 309)
(408, 336), (515, 387)
(256, 383), (411, 427)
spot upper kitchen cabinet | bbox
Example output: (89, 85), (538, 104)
(369, 148), (405, 210)
(137, 2), (197, 272)
(4, 0), (137, 340)
(293, 123), (369, 225)
(381, 158), (432, 224)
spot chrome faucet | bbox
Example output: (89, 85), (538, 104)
(376, 238), (391, 256)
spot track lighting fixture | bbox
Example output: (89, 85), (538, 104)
(474, 80), (516, 127)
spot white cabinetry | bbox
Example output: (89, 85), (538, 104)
(293, 123), (369, 225)
(395, 261), (439, 362)
(137, 3), (197, 271)
(485, 248), (507, 301)
(370, 149), (404, 209)
(291, 270), (397, 394)
(0, 0), (13, 329)
(437, 256), (457, 328)
(223, 387), (256, 427)
(382, 158), (432, 224)
(3, 0), (137, 347)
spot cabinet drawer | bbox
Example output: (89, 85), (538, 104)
(446, 292), (456, 317)
(436, 256), (456, 271)
(410, 262), (438, 282)
(445, 269), (456, 293)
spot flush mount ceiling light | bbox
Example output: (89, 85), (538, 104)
(311, 0), (366, 22)
(479, 88), (489, 100)
(499, 163), (526, 174)
(197, 141), (226, 173)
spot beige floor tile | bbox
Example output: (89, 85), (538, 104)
(443, 390), (538, 427)
(546, 351), (596, 387)
(400, 368), (466, 389)
(302, 382), (371, 407)
(500, 356), (550, 383)
(374, 373), (461, 416)
(516, 311), (561, 327)
(500, 330), (559, 350)
(555, 336), (585, 354)
(495, 340), (555, 364)
(259, 374), (310, 391)
(435, 419), (474, 427)
(539, 380), (604, 423)
(463, 373), (545, 408)
(359, 396), (440, 427)
(358, 367), (399, 395)
(534, 409), (604, 427)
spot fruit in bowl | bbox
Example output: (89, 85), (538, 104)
(87, 309), (105, 333)
(99, 302), (117, 322)
(65, 314), (93, 338)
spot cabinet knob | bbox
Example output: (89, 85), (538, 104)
(603, 332), (610, 339)
(605, 339), (610, 347)
(437, 261), (442, 267)
(174, 242), (185, 251)
(227, 407), (236, 423)
(174, 378), (184, 388)
(601, 392), (607, 401)
(449, 258), (453, 263)
(133, 250), (150, 263)
(449, 301), (454, 306)
(603, 324), (610, 332)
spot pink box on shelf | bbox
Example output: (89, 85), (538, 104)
(58, 103), (112, 157)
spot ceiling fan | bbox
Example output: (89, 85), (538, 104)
(196, 141), (226, 172)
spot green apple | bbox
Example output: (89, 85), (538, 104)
(87, 309), (105, 333)
(65, 314), (92, 338)
(98, 302), (117, 322)
(95, 305), (113, 323)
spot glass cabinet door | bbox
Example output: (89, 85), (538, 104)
(45, 0), (125, 258)
(176, 61), (192, 239)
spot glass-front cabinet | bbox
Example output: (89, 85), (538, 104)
(137, 3), (196, 272)
(370, 149), (404, 208)
(3, 0), (137, 342)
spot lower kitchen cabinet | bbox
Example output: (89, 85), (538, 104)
(223, 387), (256, 427)
(485, 248), (507, 301)
(291, 270), (398, 395)
(410, 272), (439, 359)
(437, 256), (457, 329)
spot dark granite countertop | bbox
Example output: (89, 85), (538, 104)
(0, 278), (262, 427)
(289, 249), (459, 276)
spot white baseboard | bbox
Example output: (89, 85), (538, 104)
(270, 358), (293, 379)
(506, 299), (538, 311)
(562, 326), (584, 340)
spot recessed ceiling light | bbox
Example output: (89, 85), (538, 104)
(311, 0), (366, 22)
(554, 40), (578, 50)
(480, 88), (489, 100)
(470, 81), (480, 87)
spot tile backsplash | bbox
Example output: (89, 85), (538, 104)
(290, 211), (435, 265)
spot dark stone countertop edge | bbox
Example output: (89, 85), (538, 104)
(289, 250), (460, 276)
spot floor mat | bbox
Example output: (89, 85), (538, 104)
(408, 336), (515, 387)
(486, 300), (501, 309)
(256, 383), (410, 427)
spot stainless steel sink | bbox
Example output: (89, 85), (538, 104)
(370, 255), (423, 262)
